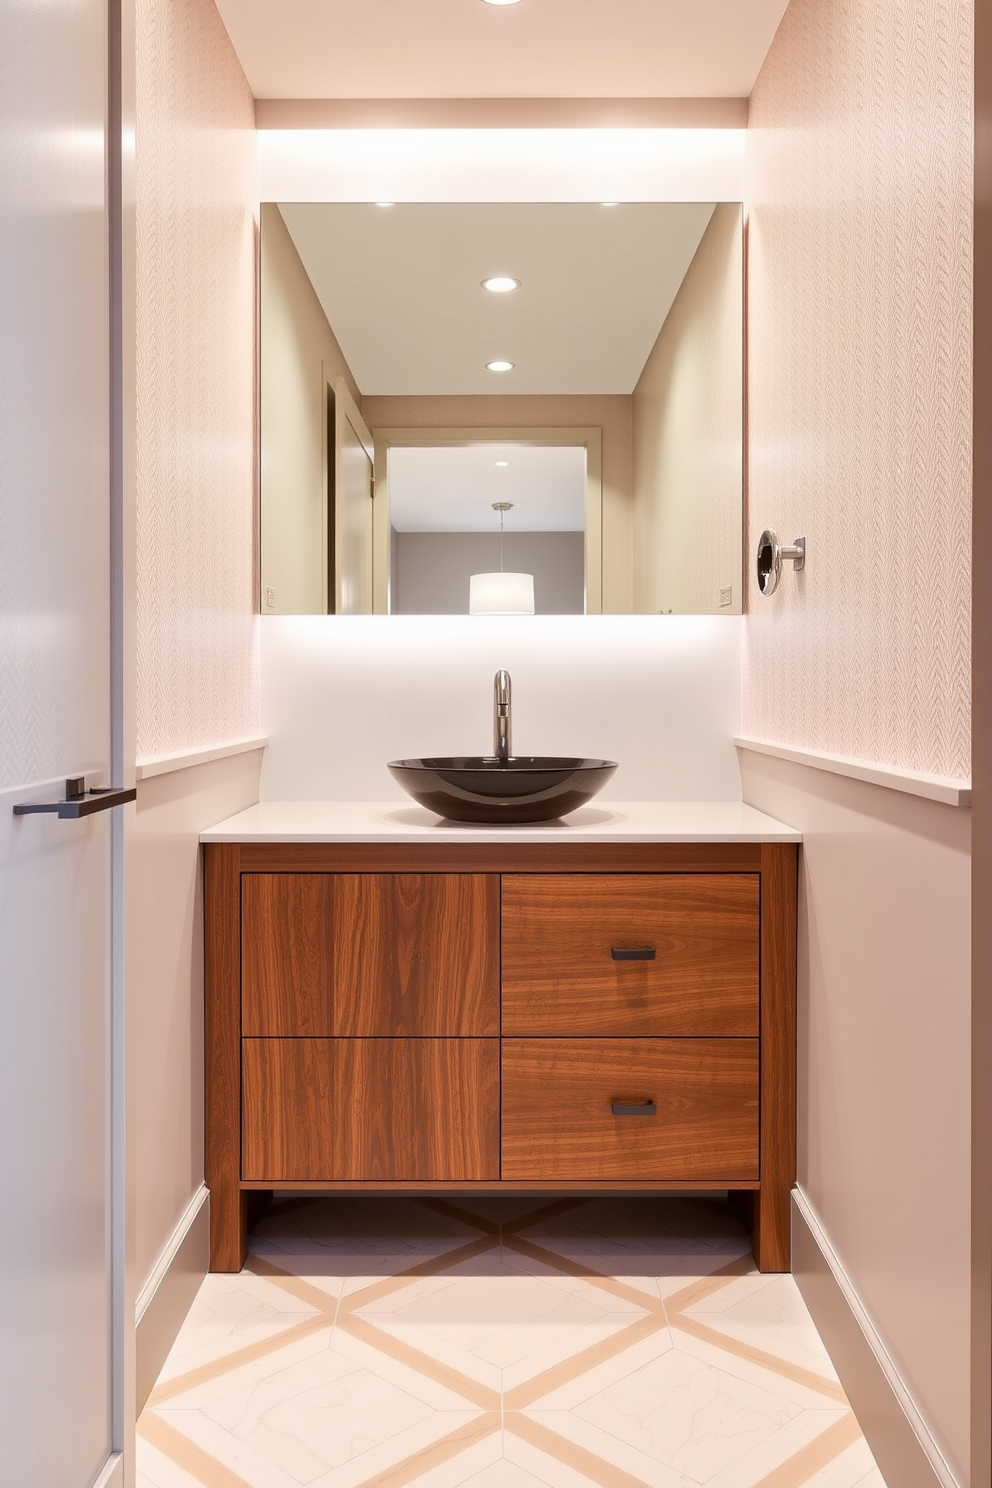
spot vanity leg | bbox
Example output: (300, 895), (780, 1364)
(209, 1181), (250, 1272)
(751, 1185), (791, 1272)
(730, 1187), (790, 1272)
(204, 844), (247, 1272)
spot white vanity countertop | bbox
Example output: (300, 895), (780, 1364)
(200, 801), (802, 844)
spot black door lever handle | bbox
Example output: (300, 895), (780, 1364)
(15, 776), (137, 818)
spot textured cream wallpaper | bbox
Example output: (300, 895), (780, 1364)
(363, 394), (633, 613)
(633, 204), (743, 616)
(744, 0), (973, 778)
(135, 0), (259, 758)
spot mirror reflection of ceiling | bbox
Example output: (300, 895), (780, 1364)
(389, 445), (586, 533)
(278, 202), (716, 395)
(215, 0), (791, 101)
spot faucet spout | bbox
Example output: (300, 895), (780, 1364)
(493, 669), (512, 764)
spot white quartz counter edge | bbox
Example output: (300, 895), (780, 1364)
(200, 801), (802, 844)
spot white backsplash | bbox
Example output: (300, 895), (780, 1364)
(259, 614), (743, 802)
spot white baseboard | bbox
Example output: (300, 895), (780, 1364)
(136, 1184), (208, 1323)
(91, 1454), (124, 1488)
(792, 1188), (960, 1488)
(135, 1186), (210, 1414)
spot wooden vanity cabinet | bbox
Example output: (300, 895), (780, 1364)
(205, 841), (796, 1275)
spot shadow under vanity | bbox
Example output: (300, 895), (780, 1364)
(202, 806), (799, 1275)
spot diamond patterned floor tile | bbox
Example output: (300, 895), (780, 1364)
(137, 1198), (889, 1488)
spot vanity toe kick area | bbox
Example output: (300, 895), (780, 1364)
(202, 803), (800, 1275)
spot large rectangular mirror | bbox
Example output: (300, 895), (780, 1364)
(260, 201), (743, 615)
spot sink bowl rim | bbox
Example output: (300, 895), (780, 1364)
(386, 755), (618, 824)
(387, 755), (619, 772)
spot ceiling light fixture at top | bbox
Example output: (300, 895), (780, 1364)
(479, 0), (525, 6)
(486, 360), (515, 373)
(481, 276), (520, 293)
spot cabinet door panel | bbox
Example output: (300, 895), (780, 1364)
(242, 1038), (500, 1180)
(502, 874), (759, 1036)
(242, 873), (499, 1036)
(501, 1038), (759, 1180)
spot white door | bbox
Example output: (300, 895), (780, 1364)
(0, 1), (125, 1485)
(334, 378), (375, 614)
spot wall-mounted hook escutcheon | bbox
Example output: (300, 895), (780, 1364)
(757, 530), (806, 596)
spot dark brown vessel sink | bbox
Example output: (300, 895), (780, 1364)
(387, 755), (618, 824)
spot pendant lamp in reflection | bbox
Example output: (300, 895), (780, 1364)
(469, 502), (535, 614)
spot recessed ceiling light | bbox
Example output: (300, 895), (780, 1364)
(481, 276), (520, 293)
(601, 201), (620, 207)
(495, 460), (509, 467)
(480, 0), (525, 6)
(486, 360), (515, 373)
(375, 201), (394, 207)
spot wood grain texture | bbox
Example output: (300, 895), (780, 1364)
(501, 1039), (759, 1181)
(241, 873), (498, 1036)
(242, 1038), (500, 1181)
(241, 873), (333, 1036)
(203, 844), (247, 1270)
(239, 1178), (761, 1191)
(502, 874), (759, 1036)
(237, 843), (763, 874)
(754, 843), (798, 1271)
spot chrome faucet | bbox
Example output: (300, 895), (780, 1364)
(493, 669), (512, 763)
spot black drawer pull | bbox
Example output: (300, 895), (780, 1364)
(611, 947), (656, 961)
(611, 1098), (657, 1117)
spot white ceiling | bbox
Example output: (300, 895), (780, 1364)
(214, 0), (790, 101)
(278, 201), (720, 395)
(388, 444), (587, 531)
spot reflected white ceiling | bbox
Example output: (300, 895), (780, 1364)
(278, 202), (718, 395)
(214, 0), (790, 101)
(388, 444), (586, 531)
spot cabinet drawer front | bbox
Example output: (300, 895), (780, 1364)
(242, 873), (499, 1037)
(502, 874), (759, 1036)
(501, 1039), (759, 1181)
(242, 1038), (500, 1181)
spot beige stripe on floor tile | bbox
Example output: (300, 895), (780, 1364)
(352, 1411), (502, 1488)
(505, 1312), (667, 1410)
(750, 1412), (864, 1487)
(339, 1233), (500, 1311)
(507, 1410), (653, 1488)
(338, 1311), (502, 1409)
(660, 1251), (758, 1314)
(670, 1314), (849, 1403)
(145, 1313), (333, 1406)
(244, 1254), (340, 1314)
(503, 1234), (666, 1313)
(138, 1410), (253, 1488)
